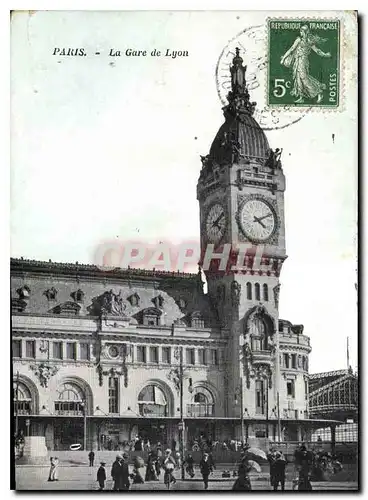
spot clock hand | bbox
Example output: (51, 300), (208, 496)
(212, 212), (225, 227)
(253, 216), (266, 229)
(257, 213), (273, 222)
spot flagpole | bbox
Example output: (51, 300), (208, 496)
(347, 336), (350, 370)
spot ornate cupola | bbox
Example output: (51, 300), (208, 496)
(207, 48), (270, 167)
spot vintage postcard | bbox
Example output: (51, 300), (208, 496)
(11, 10), (358, 491)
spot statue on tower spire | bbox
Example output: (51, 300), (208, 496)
(230, 47), (247, 94)
(227, 48), (256, 116)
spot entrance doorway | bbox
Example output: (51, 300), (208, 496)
(137, 421), (168, 447)
(186, 421), (216, 451)
(54, 420), (84, 450)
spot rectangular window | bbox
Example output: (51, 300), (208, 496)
(25, 340), (36, 359)
(186, 348), (195, 365)
(211, 349), (218, 365)
(162, 347), (171, 364)
(150, 346), (159, 364)
(255, 380), (264, 415)
(283, 353), (290, 368)
(80, 343), (90, 360)
(137, 346), (146, 363)
(13, 340), (22, 358)
(198, 349), (205, 365)
(287, 379), (295, 398)
(291, 354), (297, 369)
(66, 342), (76, 360)
(108, 377), (119, 414)
(53, 342), (63, 360)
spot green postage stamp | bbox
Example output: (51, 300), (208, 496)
(267, 19), (340, 108)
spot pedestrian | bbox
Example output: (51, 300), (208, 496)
(48, 456), (59, 482)
(267, 448), (276, 487)
(111, 453), (130, 491)
(155, 444), (162, 476)
(296, 444), (313, 491)
(273, 452), (287, 491)
(184, 453), (195, 478)
(88, 450), (95, 467)
(232, 455), (252, 491)
(163, 449), (176, 488)
(171, 438), (177, 453)
(175, 451), (182, 471)
(134, 435), (142, 451)
(208, 452), (216, 473)
(145, 451), (158, 481)
(97, 461), (106, 490)
(199, 452), (212, 490)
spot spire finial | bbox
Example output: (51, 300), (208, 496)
(226, 47), (256, 115)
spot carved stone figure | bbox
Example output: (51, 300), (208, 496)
(167, 368), (181, 394)
(231, 281), (241, 307)
(273, 284), (281, 309)
(30, 363), (59, 388)
(266, 148), (283, 169)
(98, 290), (126, 316)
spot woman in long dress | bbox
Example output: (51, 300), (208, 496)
(280, 25), (331, 103)
(145, 452), (158, 481)
(232, 456), (252, 491)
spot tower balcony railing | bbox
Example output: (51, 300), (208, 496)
(251, 350), (273, 365)
(186, 404), (214, 417)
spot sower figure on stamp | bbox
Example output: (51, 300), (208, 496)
(280, 25), (331, 103)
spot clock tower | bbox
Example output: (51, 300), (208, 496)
(197, 48), (287, 430)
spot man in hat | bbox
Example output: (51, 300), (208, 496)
(97, 461), (106, 490)
(272, 451), (287, 491)
(267, 448), (277, 488)
(199, 452), (212, 490)
(111, 453), (130, 491)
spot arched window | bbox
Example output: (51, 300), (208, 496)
(188, 387), (214, 417)
(13, 381), (32, 415)
(55, 382), (85, 416)
(250, 318), (268, 351)
(255, 283), (260, 301)
(246, 282), (252, 300)
(138, 385), (167, 417)
(263, 284), (269, 301)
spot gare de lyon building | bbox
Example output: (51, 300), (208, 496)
(12, 50), (338, 454)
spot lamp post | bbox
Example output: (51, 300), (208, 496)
(174, 347), (185, 481)
(235, 378), (245, 445)
(80, 400), (87, 451)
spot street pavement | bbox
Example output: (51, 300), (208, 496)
(14, 465), (359, 491)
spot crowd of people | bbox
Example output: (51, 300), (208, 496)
(266, 443), (344, 491)
(44, 438), (344, 490)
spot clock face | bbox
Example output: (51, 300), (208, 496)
(108, 345), (119, 358)
(205, 203), (226, 243)
(238, 198), (277, 242)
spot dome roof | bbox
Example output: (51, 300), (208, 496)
(205, 47), (270, 165)
(209, 113), (270, 163)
